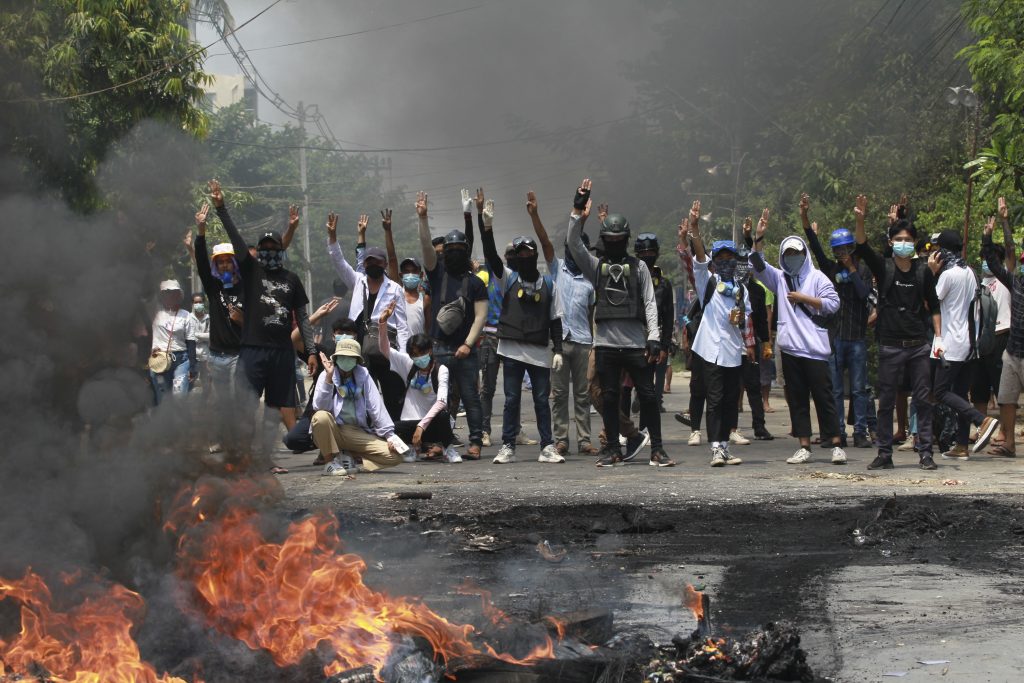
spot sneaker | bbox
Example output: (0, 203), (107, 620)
(972, 416), (1000, 453)
(516, 433), (538, 446)
(451, 435), (465, 447)
(323, 454), (358, 476)
(457, 409), (467, 417)
(688, 431), (702, 446)
(724, 448), (743, 465)
(339, 454), (358, 474)
(649, 446), (676, 467)
(493, 444), (516, 464)
(753, 429), (774, 441)
(596, 446), (624, 467)
(623, 429), (651, 462)
(538, 444), (565, 463)
(867, 454), (894, 470)
(853, 433), (872, 449)
(941, 444), (970, 460)
(831, 447), (847, 465)
(322, 459), (350, 476)
(729, 430), (751, 446)
(919, 455), (938, 470)
(897, 437), (917, 452)
(786, 448), (812, 464)
(674, 412), (692, 427)
(481, 432), (491, 447)
(709, 446), (726, 467)
(444, 447), (463, 463)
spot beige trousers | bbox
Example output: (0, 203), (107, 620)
(310, 410), (401, 472)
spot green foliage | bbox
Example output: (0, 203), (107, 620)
(0, 0), (210, 211)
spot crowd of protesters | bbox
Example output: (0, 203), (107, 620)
(148, 177), (1020, 476)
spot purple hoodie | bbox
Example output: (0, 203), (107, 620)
(751, 235), (839, 361)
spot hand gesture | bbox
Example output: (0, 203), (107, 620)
(416, 191), (428, 218)
(482, 199), (495, 227)
(678, 216), (690, 244)
(742, 216), (753, 238)
(581, 198), (592, 220)
(984, 216), (996, 238)
(288, 204), (300, 230)
(597, 203), (609, 222)
(756, 208), (770, 239)
(854, 194), (868, 223)
(326, 212), (338, 240)
(573, 178), (592, 211)
(183, 228), (195, 257)
(810, 221), (819, 235)
(461, 188), (473, 214)
(799, 193), (810, 218)
(888, 203), (899, 225)
(379, 298), (397, 326)
(526, 191), (538, 217)
(208, 179), (224, 208)
(999, 197), (1009, 221)
(195, 203), (209, 230)
(475, 187), (485, 213)
(688, 200), (701, 231)
(314, 298), (339, 320)
(319, 351), (334, 378)
(927, 249), (944, 275)
(380, 208), (392, 231)
(357, 213), (369, 236)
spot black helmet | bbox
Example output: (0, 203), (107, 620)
(600, 213), (630, 238)
(634, 232), (659, 253)
(443, 230), (468, 248)
(511, 236), (538, 253)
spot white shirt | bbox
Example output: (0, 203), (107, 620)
(691, 257), (751, 368)
(189, 313), (210, 360)
(151, 309), (196, 353)
(328, 241), (410, 350)
(494, 270), (558, 368)
(387, 350), (450, 422)
(934, 265), (978, 362)
(982, 274), (1011, 333)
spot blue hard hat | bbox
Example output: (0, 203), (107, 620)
(711, 240), (737, 257)
(829, 228), (855, 249)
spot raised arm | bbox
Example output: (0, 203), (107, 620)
(378, 300), (397, 359)
(687, 200), (707, 262)
(566, 179), (599, 280)
(326, 212), (358, 289)
(999, 196), (1015, 270)
(416, 191), (437, 271)
(799, 194), (833, 270)
(480, 199), (503, 278)
(208, 180), (250, 266)
(853, 193), (868, 245)
(380, 209), (399, 281)
(526, 191), (555, 264)
(749, 209), (781, 292)
(193, 204), (215, 291)
(281, 204), (300, 250)
(354, 213), (369, 273)
(982, 216), (1014, 290)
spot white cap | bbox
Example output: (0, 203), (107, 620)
(780, 236), (806, 254)
(159, 279), (182, 291)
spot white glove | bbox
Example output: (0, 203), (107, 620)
(483, 199), (494, 227)
(551, 353), (563, 372)
(461, 188), (473, 213)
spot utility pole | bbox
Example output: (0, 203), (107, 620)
(297, 101), (312, 312)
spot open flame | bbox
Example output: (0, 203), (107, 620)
(0, 570), (190, 683)
(683, 583), (704, 622)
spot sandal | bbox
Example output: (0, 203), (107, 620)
(464, 444), (481, 460)
(988, 444), (1016, 458)
(270, 465), (289, 475)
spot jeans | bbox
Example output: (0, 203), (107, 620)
(478, 332), (500, 435)
(501, 357), (552, 448)
(877, 344), (933, 458)
(283, 415), (315, 453)
(595, 347), (661, 450)
(831, 339), (869, 436)
(434, 341), (483, 446)
(933, 359), (986, 446)
(552, 340), (593, 449)
(208, 351), (240, 401)
(150, 352), (190, 405)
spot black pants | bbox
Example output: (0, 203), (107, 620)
(933, 359), (986, 446)
(596, 347), (661, 449)
(739, 355), (767, 433)
(970, 333), (1008, 404)
(282, 415), (315, 453)
(877, 343), (933, 458)
(366, 356), (406, 422)
(394, 410), (454, 450)
(781, 352), (840, 442)
(704, 359), (741, 443)
(689, 351), (707, 431)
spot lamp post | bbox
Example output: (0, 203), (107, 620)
(947, 86), (981, 258)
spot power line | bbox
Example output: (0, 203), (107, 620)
(1, 0), (285, 104)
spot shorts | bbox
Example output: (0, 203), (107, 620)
(996, 351), (1024, 406)
(239, 345), (298, 408)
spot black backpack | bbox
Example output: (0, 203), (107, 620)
(970, 283), (999, 358)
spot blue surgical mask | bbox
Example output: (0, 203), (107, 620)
(334, 333), (355, 345)
(892, 242), (916, 258)
(402, 273), (421, 290)
(336, 357), (358, 372)
(981, 262), (992, 275)
(412, 354), (432, 369)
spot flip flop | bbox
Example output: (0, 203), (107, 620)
(270, 465), (289, 475)
(987, 444), (1016, 458)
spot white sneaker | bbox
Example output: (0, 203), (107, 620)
(710, 446), (726, 467)
(444, 446), (463, 463)
(786, 448), (812, 464)
(339, 453), (358, 474)
(729, 430), (751, 446)
(831, 446), (847, 465)
(323, 454), (357, 476)
(481, 432), (491, 447)
(516, 433), (538, 446)
(688, 431), (702, 446)
(322, 460), (349, 476)
(538, 444), (565, 463)
(724, 448), (743, 465)
(493, 444), (516, 464)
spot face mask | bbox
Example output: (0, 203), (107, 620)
(193, 304), (205, 315)
(833, 246), (852, 259)
(715, 259), (737, 282)
(892, 242), (916, 258)
(412, 354), (432, 369)
(602, 238), (627, 260)
(505, 255), (520, 273)
(336, 357), (358, 373)
(981, 262), (992, 275)
(402, 273), (421, 290)
(639, 254), (657, 269)
(782, 253), (806, 274)
(444, 249), (470, 274)
(563, 247), (580, 275)
(516, 254), (540, 279)
(365, 264), (385, 279)
(257, 249), (284, 270)
(335, 333), (355, 345)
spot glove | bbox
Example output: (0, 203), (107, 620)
(461, 188), (473, 213)
(551, 353), (563, 372)
(483, 199), (494, 227)
(645, 340), (661, 362)
(573, 185), (591, 210)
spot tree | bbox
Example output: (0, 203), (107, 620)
(0, 0), (210, 211)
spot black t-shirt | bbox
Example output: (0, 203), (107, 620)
(195, 235), (244, 354)
(426, 264), (488, 346)
(238, 261), (309, 349)
(857, 243), (938, 343)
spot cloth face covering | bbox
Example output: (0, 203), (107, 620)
(602, 238), (627, 260)
(365, 264), (386, 279)
(257, 249), (284, 270)
(444, 249), (470, 275)
(639, 254), (658, 268)
(892, 242), (916, 258)
(516, 254), (540, 281)
(715, 259), (737, 282)
(782, 253), (806, 276)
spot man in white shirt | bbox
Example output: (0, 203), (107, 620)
(930, 230), (1000, 459)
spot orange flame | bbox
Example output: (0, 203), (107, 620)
(0, 570), (191, 683)
(683, 584), (704, 622)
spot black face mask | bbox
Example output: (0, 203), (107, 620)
(517, 254), (540, 281)
(505, 256), (520, 273)
(444, 249), (470, 275)
(365, 264), (385, 280)
(563, 246), (580, 275)
(602, 238), (627, 261)
(639, 253), (657, 269)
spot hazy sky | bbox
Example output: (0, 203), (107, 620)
(198, 0), (664, 244)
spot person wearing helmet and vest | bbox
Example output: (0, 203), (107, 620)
(566, 179), (674, 468)
(799, 193), (874, 449)
(415, 191), (489, 459)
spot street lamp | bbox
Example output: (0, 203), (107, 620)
(947, 86), (981, 257)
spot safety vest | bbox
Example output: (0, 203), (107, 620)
(497, 273), (554, 345)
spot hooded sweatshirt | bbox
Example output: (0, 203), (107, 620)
(750, 235), (839, 362)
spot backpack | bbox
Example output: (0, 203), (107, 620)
(970, 283), (999, 358)
(880, 259), (928, 314)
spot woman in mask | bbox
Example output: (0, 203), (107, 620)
(378, 302), (457, 462)
(749, 211), (845, 466)
(149, 279), (197, 405)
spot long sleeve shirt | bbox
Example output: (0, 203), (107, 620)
(328, 240), (409, 350)
(982, 233), (1024, 358)
(803, 227), (871, 341)
(691, 256), (754, 367)
(311, 364), (394, 438)
(566, 212), (659, 349)
(194, 234), (243, 354)
(549, 257), (595, 345)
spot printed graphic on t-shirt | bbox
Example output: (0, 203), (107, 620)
(260, 279), (293, 327)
